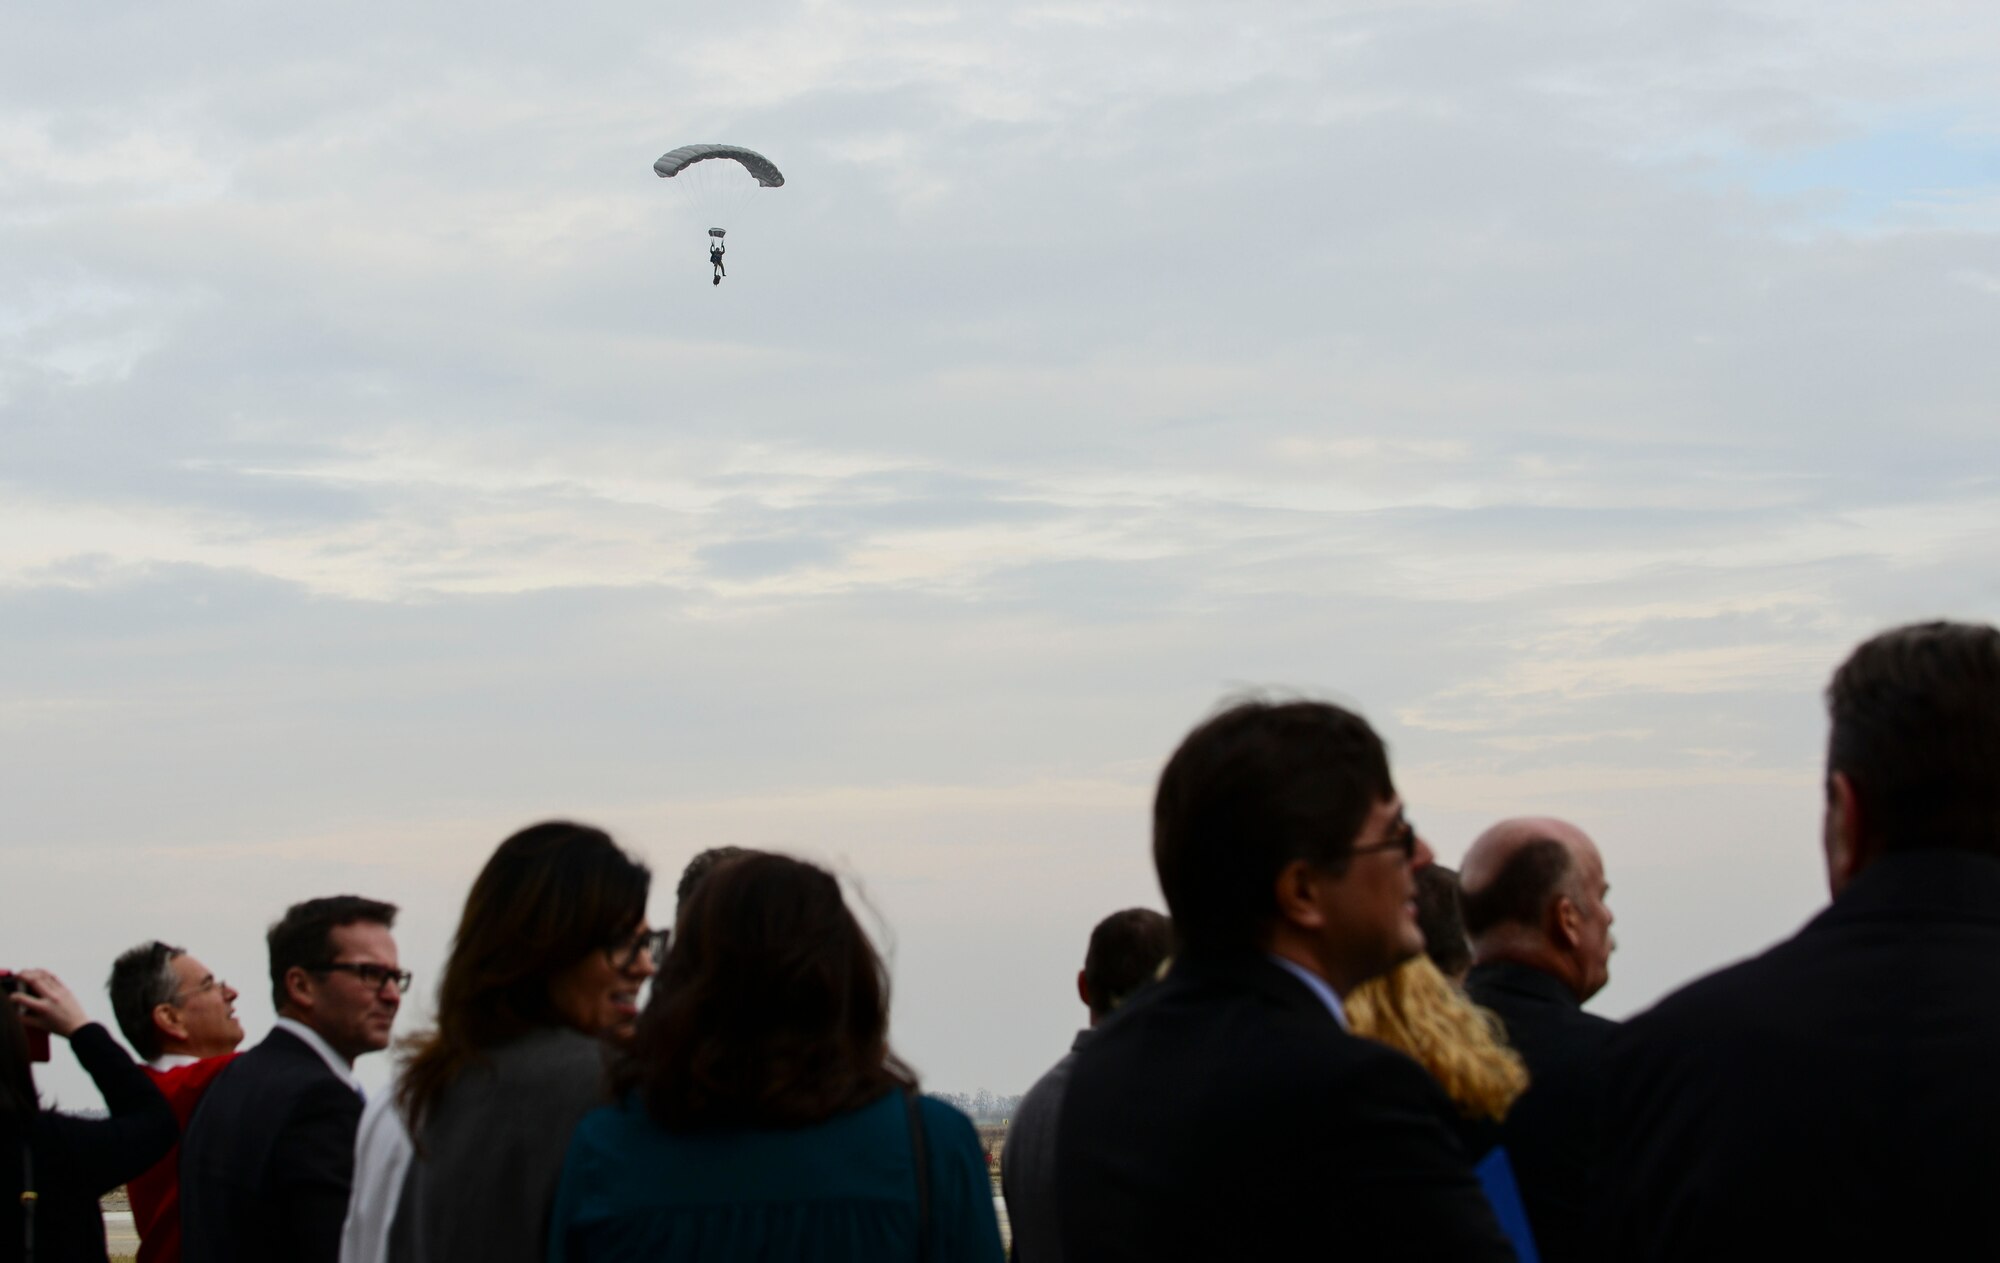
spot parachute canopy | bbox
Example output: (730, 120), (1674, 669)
(653, 144), (785, 188)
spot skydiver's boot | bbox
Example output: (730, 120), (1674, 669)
(713, 275), (721, 286)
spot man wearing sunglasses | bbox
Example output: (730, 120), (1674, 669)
(181, 895), (404, 1263)
(1054, 698), (1513, 1262)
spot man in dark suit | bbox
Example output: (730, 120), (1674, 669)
(1602, 620), (2000, 1259)
(1054, 699), (1515, 1262)
(1459, 817), (1616, 1263)
(180, 896), (404, 1263)
(1003, 907), (1172, 1263)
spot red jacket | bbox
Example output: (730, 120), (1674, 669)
(130, 1054), (239, 1263)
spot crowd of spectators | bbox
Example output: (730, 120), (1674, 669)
(3, 617), (1997, 1261)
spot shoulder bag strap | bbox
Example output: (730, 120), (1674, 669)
(903, 1088), (931, 1263)
(20, 1139), (36, 1263)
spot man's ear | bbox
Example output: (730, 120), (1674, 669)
(1825, 770), (1871, 896)
(1273, 858), (1329, 932)
(152, 1002), (190, 1046)
(1548, 893), (1583, 952)
(1076, 969), (1092, 1011)
(281, 965), (316, 1015)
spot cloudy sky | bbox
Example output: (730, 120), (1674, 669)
(6, 0), (2000, 1106)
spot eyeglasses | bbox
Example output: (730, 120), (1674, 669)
(1348, 813), (1418, 863)
(170, 976), (223, 1004)
(608, 929), (669, 972)
(308, 962), (413, 995)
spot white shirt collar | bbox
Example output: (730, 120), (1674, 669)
(148, 1052), (202, 1072)
(273, 1017), (363, 1093)
(1268, 954), (1349, 1030)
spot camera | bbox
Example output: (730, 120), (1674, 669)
(0, 971), (53, 1062)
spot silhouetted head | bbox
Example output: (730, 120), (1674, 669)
(398, 821), (655, 1135)
(108, 942), (243, 1063)
(1823, 620), (2000, 893)
(620, 852), (912, 1129)
(1412, 864), (1472, 983)
(267, 894), (402, 1062)
(1461, 818), (1614, 1002)
(0, 991), (36, 1119)
(675, 846), (755, 915)
(1154, 698), (1433, 996)
(1079, 908), (1173, 1023)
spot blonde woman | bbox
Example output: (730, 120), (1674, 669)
(1348, 869), (1541, 1262)
(1347, 954), (1528, 1136)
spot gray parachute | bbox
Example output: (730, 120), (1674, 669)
(653, 144), (785, 188)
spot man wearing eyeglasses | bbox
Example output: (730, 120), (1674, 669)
(181, 895), (404, 1263)
(1054, 698), (1515, 1262)
(106, 942), (247, 1263)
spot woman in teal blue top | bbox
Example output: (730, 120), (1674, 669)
(548, 852), (1004, 1263)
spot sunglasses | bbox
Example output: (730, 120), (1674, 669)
(1347, 813), (1418, 862)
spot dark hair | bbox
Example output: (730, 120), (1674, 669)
(396, 822), (651, 1137)
(108, 941), (185, 1062)
(1414, 865), (1472, 978)
(618, 852), (913, 1129)
(0, 993), (37, 1119)
(1154, 699), (1395, 955)
(1083, 909), (1173, 1018)
(268, 895), (399, 1013)
(1827, 620), (2000, 853)
(676, 846), (754, 910)
(1460, 840), (1572, 939)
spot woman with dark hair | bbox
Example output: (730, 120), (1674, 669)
(549, 852), (1002, 1262)
(3, 969), (176, 1262)
(340, 821), (660, 1263)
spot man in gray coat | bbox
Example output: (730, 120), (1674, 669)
(1000, 908), (1172, 1262)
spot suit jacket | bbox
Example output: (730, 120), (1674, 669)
(179, 1028), (362, 1263)
(1001, 1028), (1090, 1263)
(1464, 961), (1615, 1263)
(1054, 953), (1515, 1263)
(1601, 848), (2000, 1260)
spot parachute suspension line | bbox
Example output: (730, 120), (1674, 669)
(676, 155), (755, 232)
(655, 144), (782, 283)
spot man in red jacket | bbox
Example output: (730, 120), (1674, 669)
(107, 941), (246, 1263)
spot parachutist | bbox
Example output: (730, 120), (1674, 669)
(653, 145), (780, 288)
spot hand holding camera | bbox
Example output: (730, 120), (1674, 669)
(4, 967), (91, 1043)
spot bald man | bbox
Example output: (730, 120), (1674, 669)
(1459, 817), (1616, 1263)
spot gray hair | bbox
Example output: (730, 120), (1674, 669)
(107, 941), (185, 1062)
